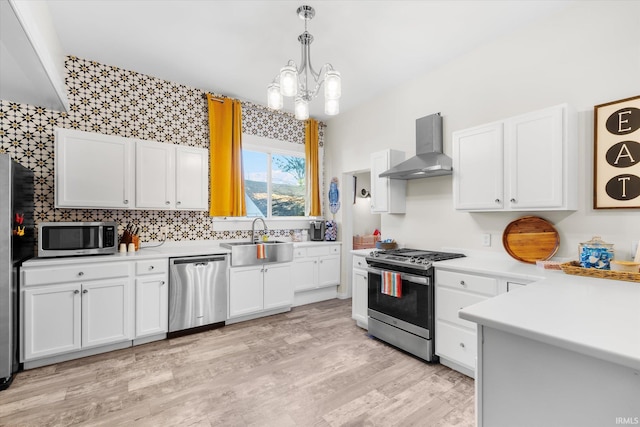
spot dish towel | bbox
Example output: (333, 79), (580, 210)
(381, 270), (402, 298)
(256, 243), (267, 259)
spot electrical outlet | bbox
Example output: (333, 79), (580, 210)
(482, 233), (491, 247)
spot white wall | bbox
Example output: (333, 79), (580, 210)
(352, 171), (381, 236)
(325, 1), (640, 273)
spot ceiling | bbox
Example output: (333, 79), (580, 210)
(8, 0), (575, 120)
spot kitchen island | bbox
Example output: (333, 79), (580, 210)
(459, 274), (640, 427)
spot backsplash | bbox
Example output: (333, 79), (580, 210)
(0, 56), (324, 242)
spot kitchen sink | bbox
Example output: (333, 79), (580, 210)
(220, 241), (293, 266)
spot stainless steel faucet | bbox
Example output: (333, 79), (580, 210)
(251, 217), (268, 243)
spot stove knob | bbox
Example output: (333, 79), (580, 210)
(409, 257), (416, 263)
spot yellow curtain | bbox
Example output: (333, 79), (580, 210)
(207, 95), (246, 217)
(305, 118), (321, 216)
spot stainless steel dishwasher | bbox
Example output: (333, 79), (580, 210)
(168, 254), (228, 336)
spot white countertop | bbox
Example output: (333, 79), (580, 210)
(23, 239), (342, 267)
(433, 255), (555, 281)
(459, 274), (640, 371)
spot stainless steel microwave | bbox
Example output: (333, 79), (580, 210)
(37, 222), (118, 258)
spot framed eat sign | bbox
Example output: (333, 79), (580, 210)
(594, 95), (640, 209)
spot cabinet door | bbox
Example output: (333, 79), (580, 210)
(370, 150), (406, 214)
(136, 140), (175, 209)
(81, 278), (132, 348)
(135, 276), (168, 338)
(229, 266), (264, 318)
(23, 284), (81, 360)
(291, 257), (317, 292)
(263, 263), (293, 310)
(175, 146), (209, 210)
(453, 122), (504, 210)
(55, 128), (134, 209)
(352, 269), (368, 329)
(370, 150), (390, 213)
(317, 255), (340, 287)
(506, 105), (564, 209)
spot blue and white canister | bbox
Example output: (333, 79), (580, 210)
(579, 236), (614, 270)
(325, 220), (337, 241)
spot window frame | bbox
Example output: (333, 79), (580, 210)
(238, 133), (321, 221)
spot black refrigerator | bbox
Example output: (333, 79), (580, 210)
(0, 154), (34, 390)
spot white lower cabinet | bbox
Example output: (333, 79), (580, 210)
(291, 244), (341, 292)
(351, 254), (368, 329)
(134, 259), (168, 338)
(435, 267), (533, 378)
(228, 263), (292, 319)
(435, 269), (497, 378)
(22, 262), (133, 362)
(23, 284), (81, 359)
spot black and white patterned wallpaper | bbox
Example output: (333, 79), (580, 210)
(0, 56), (325, 242)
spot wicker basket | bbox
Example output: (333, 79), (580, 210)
(560, 261), (640, 283)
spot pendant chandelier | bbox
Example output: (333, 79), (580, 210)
(267, 5), (341, 120)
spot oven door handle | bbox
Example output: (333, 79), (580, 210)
(366, 266), (430, 285)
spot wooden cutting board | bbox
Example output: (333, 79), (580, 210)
(502, 216), (560, 264)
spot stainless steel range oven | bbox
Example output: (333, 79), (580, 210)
(365, 248), (465, 362)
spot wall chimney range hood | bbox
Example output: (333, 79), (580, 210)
(379, 113), (452, 180)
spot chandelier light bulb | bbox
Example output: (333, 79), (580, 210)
(295, 98), (309, 120)
(324, 71), (341, 100)
(279, 65), (298, 97)
(267, 83), (283, 110)
(325, 98), (339, 116)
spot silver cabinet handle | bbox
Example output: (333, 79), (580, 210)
(460, 342), (465, 348)
(165, 201), (170, 205)
(73, 290), (79, 294)
(149, 265), (155, 270)
(78, 271), (84, 277)
(83, 289), (88, 294)
(460, 280), (466, 287)
(176, 201), (181, 205)
(263, 268), (268, 273)
(124, 199), (129, 204)
(495, 199), (500, 203)
(510, 198), (516, 203)
(161, 281), (165, 285)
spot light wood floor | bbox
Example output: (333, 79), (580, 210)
(0, 299), (474, 427)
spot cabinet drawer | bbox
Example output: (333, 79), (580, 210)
(293, 247), (307, 258)
(437, 287), (488, 329)
(436, 321), (477, 370)
(306, 246), (330, 256)
(352, 255), (367, 270)
(23, 262), (130, 286)
(135, 259), (168, 276)
(436, 270), (497, 296)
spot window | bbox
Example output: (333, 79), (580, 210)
(243, 145), (306, 218)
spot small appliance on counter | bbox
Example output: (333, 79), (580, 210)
(309, 220), (325, 241)
(37, 221), (117, 257)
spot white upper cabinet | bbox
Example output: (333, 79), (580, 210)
(370, 149), (406, 214)
(453, 104), (576, 211)
(175, 146), (209, 210)
(55, 128), (209, 210)
(136, 140), (175, 209)
(453, 123), (504, 210)
(55, 128), (134, 209)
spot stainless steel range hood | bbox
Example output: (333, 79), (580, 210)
(379, 113), (452, 180)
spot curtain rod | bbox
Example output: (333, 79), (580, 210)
(202, 93), (225, 102)
(201, 93), (326, 127)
